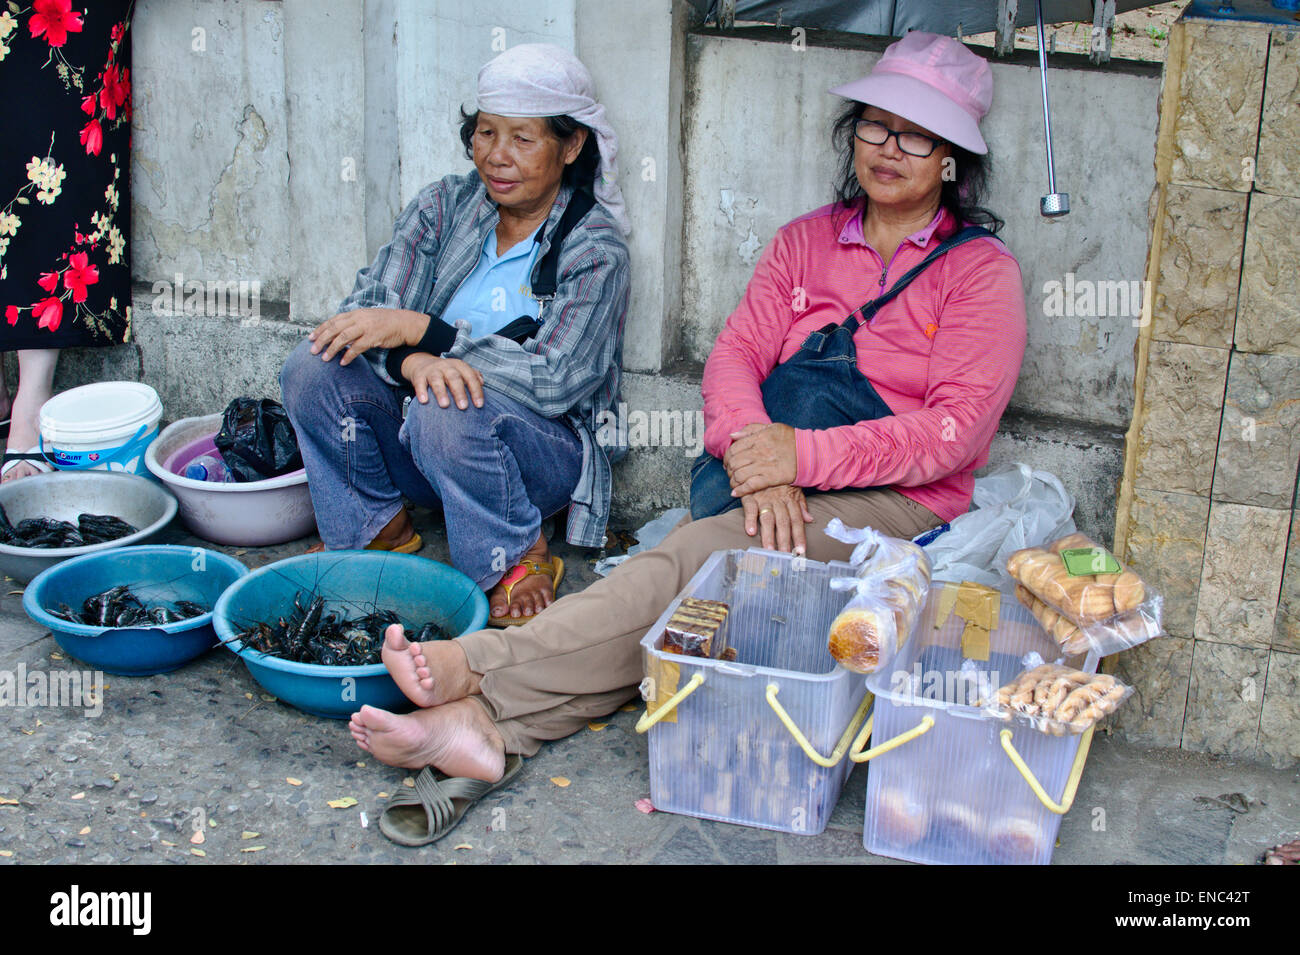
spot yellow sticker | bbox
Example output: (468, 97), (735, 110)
(954, 581), (999, 632)
(933, 582), (960, 630)
(960, 621), (991, 661)
(644, 652), (681, 725)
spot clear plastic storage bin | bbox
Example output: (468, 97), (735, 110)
(857, 581), (1099, 864)
(638, 549), (873, 835)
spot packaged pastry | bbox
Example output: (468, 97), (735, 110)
(825, 519), (932, 590)
(1006, 532), (1163, 655)
(824, 520), (932, 673)
(828, 568), (926, 673)
(663, 597), (730, 659)
(1014, 585), (1090, 656)
(827, 594), (899, 674)
(989, 663), (1132, 735)
(1014, 585), (1152, 658)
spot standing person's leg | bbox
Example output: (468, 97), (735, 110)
(352, 487), (943, 776)
(398, 389), (581, 617)
(0, 360), (9, 426)
(280, 340), (439, 548)
(2, 349), (58, 482)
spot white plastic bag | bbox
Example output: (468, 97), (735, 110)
(923, 463), (1076, 592)
(823, 521), (932, 674)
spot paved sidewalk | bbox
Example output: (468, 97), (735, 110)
(2, 509), (1297, 865)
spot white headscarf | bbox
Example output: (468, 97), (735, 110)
(475, 43), (630, 237)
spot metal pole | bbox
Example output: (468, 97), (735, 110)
(1036, 0), (1070, 216)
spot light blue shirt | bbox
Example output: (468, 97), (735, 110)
(442, 225), (542, 338)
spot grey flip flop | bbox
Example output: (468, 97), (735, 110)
(379, 754), (523, 847)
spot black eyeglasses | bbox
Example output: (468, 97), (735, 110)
(853, 119), (944, 158)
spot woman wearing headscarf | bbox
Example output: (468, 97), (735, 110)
(352, 33), (1027, 847)
(281, 43), (630, 628)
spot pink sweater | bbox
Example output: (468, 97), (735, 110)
(701, 200), (1027, 524)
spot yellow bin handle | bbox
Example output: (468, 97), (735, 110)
(848, 713), (935, 763)
(999, 725), (1095, 815)
(764, 684), (873, 768)
(635, 672), (705, 734)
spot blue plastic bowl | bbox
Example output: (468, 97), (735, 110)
(212, 551), (488, 719)
(23, 545), (250, 676)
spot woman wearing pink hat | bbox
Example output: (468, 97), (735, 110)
(352, 33), (1027, 837)
(690, 30), (1024, 550)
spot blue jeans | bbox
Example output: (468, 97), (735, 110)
(280, 340), (581, 589)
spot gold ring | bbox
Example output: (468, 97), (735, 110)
(759, 507), (773, 515)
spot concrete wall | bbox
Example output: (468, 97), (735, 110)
(50, 3), (1160, 548)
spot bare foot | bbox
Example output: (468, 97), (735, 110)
(380, 624), (478, 708)
(304, 507), (414, 554)
(348, 699), (505, 782)
(487, 531), (558, 621)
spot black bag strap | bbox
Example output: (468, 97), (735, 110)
(849, 225), (998, 329)
(531, 188), (597, 298)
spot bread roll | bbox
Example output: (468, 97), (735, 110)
(874, 787), (929, 848)
(989, 814), (1047, 864)
(828, 603), (896, 674)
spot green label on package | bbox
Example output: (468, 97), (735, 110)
(1060, 547), (1121, 576)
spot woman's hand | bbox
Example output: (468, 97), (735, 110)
(739, 484), (814, 555)
(401, 353), (485, 410)
(309, 308), (429, 365)
(725, 422), (798, 496)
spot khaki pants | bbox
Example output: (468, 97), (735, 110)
(459, 489), (943, 755)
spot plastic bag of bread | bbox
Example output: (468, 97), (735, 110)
(1005, 532), (1163, 656)
(987, 663), (1133, 736)
(827, 585), (901, 674)
(825, 519), (932, 594)
(823, 521), (932, 674)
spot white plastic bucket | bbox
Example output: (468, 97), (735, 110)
(39, 382), (163, 476)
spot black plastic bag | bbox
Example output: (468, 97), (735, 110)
(214, 398), (303, 482)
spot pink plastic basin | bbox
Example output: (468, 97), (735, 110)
(144, 414), (316, 547)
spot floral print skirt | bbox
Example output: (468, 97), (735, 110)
(0, 0), (133, 351)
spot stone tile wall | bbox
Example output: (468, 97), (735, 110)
(1113, 16), (1300, 768)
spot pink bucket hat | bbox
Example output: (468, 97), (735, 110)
(829, 32), (992, 154)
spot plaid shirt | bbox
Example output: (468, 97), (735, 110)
(340, 173), (631, 548)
